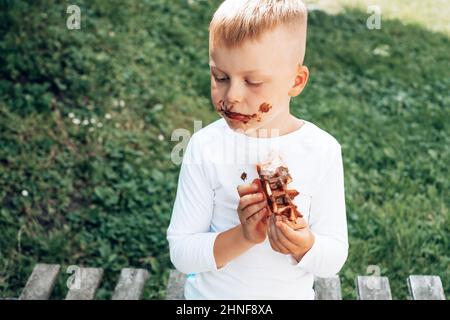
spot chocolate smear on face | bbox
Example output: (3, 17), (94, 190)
(259, 103), (272, 113)
(216, 100), (260, 124)
(216, 99), (224, 112)
(241, 114), (257, 124)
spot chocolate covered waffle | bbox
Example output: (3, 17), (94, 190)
(256, 159), (302, 221)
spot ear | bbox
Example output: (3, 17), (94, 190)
(288, 64), (309, 97)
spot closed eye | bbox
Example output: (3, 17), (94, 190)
(213, 75), (263, 87)
(247, 81), (263, 87)
(214, 76), (228, 82)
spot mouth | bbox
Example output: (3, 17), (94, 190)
(223, 110), (252, 121)
(218, 100), (255, 122)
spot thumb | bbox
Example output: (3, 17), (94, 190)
(252, 178), (266, 199)
(252, 178), (271, 214)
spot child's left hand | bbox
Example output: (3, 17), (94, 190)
(267, 214), (315, 262)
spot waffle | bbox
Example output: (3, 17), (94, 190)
(256, 163), (303, 221)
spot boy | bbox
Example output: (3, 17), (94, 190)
(167, 0), (348, 299)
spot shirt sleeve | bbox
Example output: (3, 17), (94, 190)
(286, 143), (349, 277)
(166, 133), (222, 274)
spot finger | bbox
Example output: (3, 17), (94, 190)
(274, 218), (299, 252)
(272, 216), (292, 253)
(277, 219), (303, 244)
(268, 216), (289, 254)
(268, 234), (280, 252)
(242, 200), (268, 220)
(281, 215), (307, 230)
(268, 227), (290, 254)
(251, 179), (266, 200)
(275, 239), (291, 254)
(247, 207), (268, 226)
(267, 214), (275, 236)
(239, 192), (265, 212)
(267, 215), (275, 240)
(267, 222), (283, 253)
(237, 181), (259, 197)
(269, 215), (279, 243)
(262, 213), (270, 225)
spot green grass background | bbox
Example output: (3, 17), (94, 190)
(0, 0), (448, 299)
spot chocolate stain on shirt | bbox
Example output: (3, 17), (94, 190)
(240, 172), (247, 181)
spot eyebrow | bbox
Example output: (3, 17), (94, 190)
(210, 65), (268, 76)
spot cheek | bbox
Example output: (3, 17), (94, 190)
(210, 78), (224, 94)
(211, 84), (219, 96)
(211, 93), (224, 112)
(259, 102), (272, 113)
(210, 78), (218, 91)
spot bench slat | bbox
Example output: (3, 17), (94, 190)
(314, 276), (342, 300)
(65, 268), (103, 300)
(112, 268), (149, 300)
(407, 275), (445, 300)
(165, 269), (186, 300)
(19, 264), (61, 300)
(356, 276), (392, 300)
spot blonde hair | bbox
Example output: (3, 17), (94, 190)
(209, 0), (308, 63)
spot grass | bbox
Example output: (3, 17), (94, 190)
(0, 0), (449, 299)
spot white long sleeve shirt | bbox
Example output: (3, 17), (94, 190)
(166, 118), (348, 299)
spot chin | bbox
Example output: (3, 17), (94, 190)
(226, 118), (261, 133)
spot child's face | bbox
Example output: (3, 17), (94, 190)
(209, 24), (307, 134)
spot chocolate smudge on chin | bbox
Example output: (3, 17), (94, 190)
(241, 113), (258, 124)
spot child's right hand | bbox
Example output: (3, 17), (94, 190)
(236, 179), (270, 244)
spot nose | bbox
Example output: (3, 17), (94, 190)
(225, 79), (244, 107)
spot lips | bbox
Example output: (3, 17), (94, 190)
(217, 100), (256, 122)
(224, 111), (251, 121)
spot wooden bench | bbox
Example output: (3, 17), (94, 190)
(1, 264), (446, 300)
(15, 264), (149, 300)
(167, 270), (446, 300)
